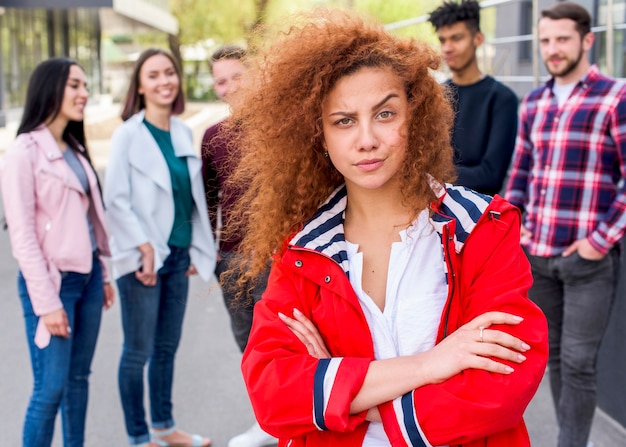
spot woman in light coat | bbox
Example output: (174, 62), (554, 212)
(104, 48), (215, 447)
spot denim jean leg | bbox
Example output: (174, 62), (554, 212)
(19, 273), (61, 447)
(555, 251), (617, 447)
(525, 253), (564, 412)
(19, 268), (96, 447)
(149, 246), (190, 428)
(61, 258), (104, 447)
(117, 271), (162, 445)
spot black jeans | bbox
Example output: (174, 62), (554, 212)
(525, 247), (619, 447)
(215, 251), (270, 353)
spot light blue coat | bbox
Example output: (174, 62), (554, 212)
(104, 111), (216, 280)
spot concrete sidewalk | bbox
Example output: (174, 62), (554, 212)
(1, 99), (625, 446)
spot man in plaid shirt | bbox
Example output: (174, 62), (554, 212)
(505, 3), (626, 447)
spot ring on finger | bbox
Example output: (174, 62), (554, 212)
(479, 326), (485, 343)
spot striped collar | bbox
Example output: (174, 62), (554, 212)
(290, 183), (492, 275)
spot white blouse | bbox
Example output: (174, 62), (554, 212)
(346, 209), (448, 447)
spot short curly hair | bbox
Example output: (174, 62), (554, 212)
(225, 9), (455, 285)
(428, 0), (481, 33)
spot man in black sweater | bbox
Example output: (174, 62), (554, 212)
(429, 0), (518, 196)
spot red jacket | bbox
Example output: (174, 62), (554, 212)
(242, 185), (548, 447)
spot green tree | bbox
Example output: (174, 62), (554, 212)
(169, 0), (273, 48)
(356, 0), (442, 42)
(169, 0), (445, 99)
(169, 0), (274, 99)
(170, 0), (442, 50)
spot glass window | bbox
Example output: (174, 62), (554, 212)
(597, 0), (626, 77)
(518, 0), (532, 62)
(1, 8), (101, 109)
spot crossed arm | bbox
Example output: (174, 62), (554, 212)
(279, 309), (529, 419)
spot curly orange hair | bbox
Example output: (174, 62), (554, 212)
(225, 9), (455, 286)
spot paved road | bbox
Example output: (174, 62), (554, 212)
(0, 223), (256, 446)
(1, 102), (625, 446)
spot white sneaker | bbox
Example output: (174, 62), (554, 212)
(228, 422), (277, 447)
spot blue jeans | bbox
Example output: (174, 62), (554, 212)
(117, 246), (191, 446)
(18, 254), (104, 447)
(525, 247), (619, 447)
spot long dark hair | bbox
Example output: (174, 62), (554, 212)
(17, 58), (100, 192)
(18, 58), (91, 157)
(120, 48), (185, 121)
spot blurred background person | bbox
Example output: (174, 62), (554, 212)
(0, 57), (114, 447)
(506, 3), (626, 446)
(429, 0), (518, 196)
(104, 48), (215, 447)
(201, 45), (276, 447)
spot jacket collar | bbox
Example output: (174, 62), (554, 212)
(24, 125), (90, 194)
(124, 110), (200, 192)
(289, 183), (493, 274)
(127, 110), (197, 158)
(30, 125), (87, 160)
(290, 185), (350, 273)
(430, 185), (493, 253)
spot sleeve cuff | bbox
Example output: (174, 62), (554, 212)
(380, 393), (432, 447)
(312, 357), (370, 432)
(588, 232), (611, 255)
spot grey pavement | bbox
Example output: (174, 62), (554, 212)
(0, 224), (257, 447)
(1, 102), (625, 446)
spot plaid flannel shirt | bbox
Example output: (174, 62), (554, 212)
(506, 65), (626, 257)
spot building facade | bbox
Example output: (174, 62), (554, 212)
(0, 0), (178, 128)
(492, 0), (626, 96)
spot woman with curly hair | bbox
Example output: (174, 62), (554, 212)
(228, 10), (548, 447)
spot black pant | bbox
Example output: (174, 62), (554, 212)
(524, 247), (619, 447)
(215, 251), (270, 352)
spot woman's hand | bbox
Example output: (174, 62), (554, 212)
(421, 311), (530, 384)
(185, 264), (198, 277)
(278, 308), (331, 358)
(136, 242), (157, 286)
(42, 308), (71, 338)
(278, 308), (530, 417)
(103, 283), (115, 310)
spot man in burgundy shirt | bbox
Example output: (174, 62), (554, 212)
(201, 46), (275, 447)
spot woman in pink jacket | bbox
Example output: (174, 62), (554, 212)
(224, 10), (548, 447)
(0, 58), (114, 447)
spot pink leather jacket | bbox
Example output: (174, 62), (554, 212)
(1, 126), (110, 325)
